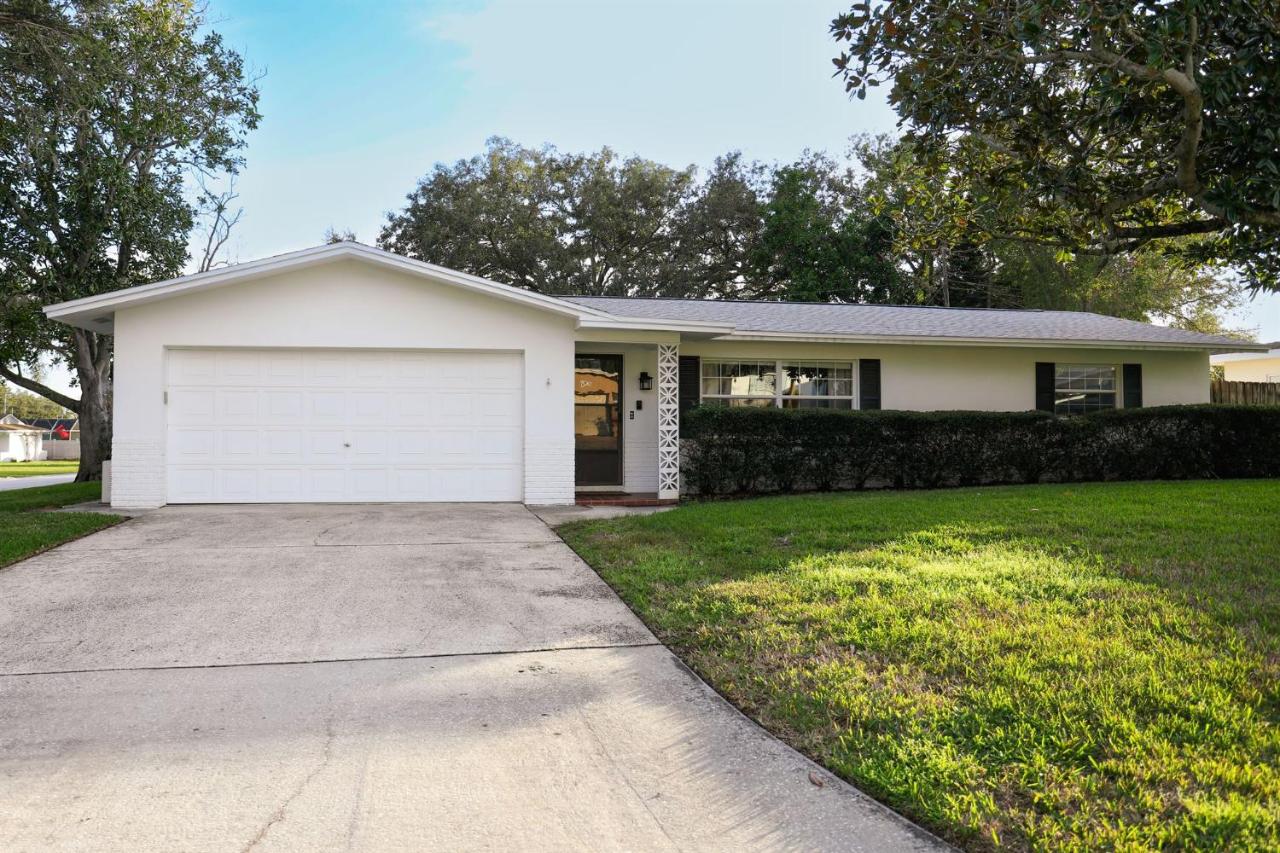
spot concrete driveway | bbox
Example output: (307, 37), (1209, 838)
(0, 504), (945, 852)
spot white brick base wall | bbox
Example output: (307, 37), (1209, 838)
(525, 436), (574, 505)
(109, 439), (166, 509)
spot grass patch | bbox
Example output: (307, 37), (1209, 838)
(0, 460), (79, 478)
(560, 480), (1280, 851)
(0, 481), (120, 568)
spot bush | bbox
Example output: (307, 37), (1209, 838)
(680, 404), (1280, 495)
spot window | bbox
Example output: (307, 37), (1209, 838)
(701, 359), (856, 409)
(780, 362), (854, 409)
(700, 360), (776, 407)
(1054, 364), (1117, 414)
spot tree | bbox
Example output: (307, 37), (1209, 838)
(832, 1), (1280, 289)
(0, 0), (259, 480)
(995, 242), (1251, 336)
(665, 152), (768, 298)
(749, 152), (906, 302)
(1, 382), (71, 420)
(380, 138), (704, 297)
(853, 134), (1015, 307)
(381, 139), (911, 301)
(852, 133), (1251, 323)
(324, 227), (358, 244)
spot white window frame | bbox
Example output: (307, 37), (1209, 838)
(700, 359), (860, 409)
(1053, 363), (1119, 413)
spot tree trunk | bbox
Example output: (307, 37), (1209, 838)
(937, 242), (952, 307)
(71, 329), (113, 482)
(75, 372), (111, 481)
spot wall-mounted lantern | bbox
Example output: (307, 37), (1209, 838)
(638, 371), (653, 391)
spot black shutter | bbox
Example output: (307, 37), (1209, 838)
(859, 359), (881, 410)
(1123, 363), (1143, 408)
(1035, 362), (1056, 412)
(678, 356), (700, 416)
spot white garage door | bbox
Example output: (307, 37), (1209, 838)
(166, 349), (523, 503)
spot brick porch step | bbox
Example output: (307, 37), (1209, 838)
(574, 493), (678, 507)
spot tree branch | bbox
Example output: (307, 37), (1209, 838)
(0, 365), (80, 411)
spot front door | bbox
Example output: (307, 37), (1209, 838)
(574, 354), (623, 487)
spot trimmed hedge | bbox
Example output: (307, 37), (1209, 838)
(680, 404), (1280, 495)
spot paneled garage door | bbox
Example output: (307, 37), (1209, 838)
(166, 349), (523, 503)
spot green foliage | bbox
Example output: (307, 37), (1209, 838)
(681, 405), (1280, 495)
(1, 384), (71, 419)
(853, 134), (1252, 325)
(749, 152), (907, 302)
(379, 138), (905, 301)
(562, 480), (1280, 850)
(380, 138), (702, 296)
(994, 242), (1252, 336)
(832, 1), (1280, 289)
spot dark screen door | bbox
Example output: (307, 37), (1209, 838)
(574, 354), (623, 486)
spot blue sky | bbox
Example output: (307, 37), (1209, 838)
(204, 0), (897, 258)
(26, 0), (1280, 397)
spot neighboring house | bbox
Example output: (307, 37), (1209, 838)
(28, 418), (79, 441)
(0, 414), (26, 426)
(43, 242), (1265, 509)
(0, 423), (45, 463)
(1212, 343), (1280, 383)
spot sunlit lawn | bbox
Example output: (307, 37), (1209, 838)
(560, 480), (1280, 851)
(0, 460), (78, 478)
(0, 482), (120, 568)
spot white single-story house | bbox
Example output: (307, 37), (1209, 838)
(43, 242), (1265, 509)
(1212, 343), (1280, 382)
(0, 423), (45, 463)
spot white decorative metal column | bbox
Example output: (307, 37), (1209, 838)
(656, 344), (680, 500)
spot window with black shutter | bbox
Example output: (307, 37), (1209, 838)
(678, 355), (700, 417)
(1035, 362), (1056, 412)
(858, 359), (881, 410)
(1123, 364), (1143, 408)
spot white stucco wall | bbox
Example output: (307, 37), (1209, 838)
(1218, 355), (1280, 383)
(680, 340), (1210, 410)
(111, 259), (576, 508)
(575, 342), (660, 494)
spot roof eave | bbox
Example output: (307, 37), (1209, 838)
(576, 316), (737, 337)
(720, 330), (1266, 352)
(43, 243), (616, 329)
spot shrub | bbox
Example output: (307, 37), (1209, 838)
(680, 404), (1280, 495)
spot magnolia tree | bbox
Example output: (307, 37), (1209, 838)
(832, 1), (1280, 288)
(0, 0), (259, 480)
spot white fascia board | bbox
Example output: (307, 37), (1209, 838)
(43, 242), (616, 327)
(1211, 347), (1280, 363)
(576, 315), (737, 336)
(720, 330), (1269, 352)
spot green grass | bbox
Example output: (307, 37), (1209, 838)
(0, 460), (79, 478)
(0, 481), (121, 568)
(560, 481), (1280, 851)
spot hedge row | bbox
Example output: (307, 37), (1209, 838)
(680, 404), (1280, 495)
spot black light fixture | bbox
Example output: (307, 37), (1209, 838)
(638, 371), (653, 391)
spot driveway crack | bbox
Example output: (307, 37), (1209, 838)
(240, 714), (337, 852)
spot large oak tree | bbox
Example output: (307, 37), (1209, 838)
(832, 0), (1280, 288)
(0, 0), (259, 479)
(380, 138), (906, 303)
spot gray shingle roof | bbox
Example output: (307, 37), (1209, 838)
(563, 296), (1254, 350)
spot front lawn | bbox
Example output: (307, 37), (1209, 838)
(0, 460), (79, 478)
(560, 481), (1280, 851)
(0, 482), (121, 568)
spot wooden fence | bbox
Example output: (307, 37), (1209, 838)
(1211, 379), (1280, 405)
